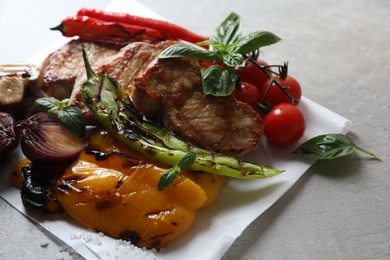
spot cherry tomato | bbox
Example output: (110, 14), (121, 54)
(264, 103), (305, 146)
(199, 60), (224, 68)
(232, 82), (262, 111)
(261, 74), (302, 106)
(240, 59), (271, 89)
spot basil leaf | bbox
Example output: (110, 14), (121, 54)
(158, 168), (177, 191)
(222, 52), (244, 67)
(34, 97), (57, 111)
(293, 134), (381, 160)
(158, 43), (218, 62)
(197, 40), (227, 55)
(234, 31), (281, 55)
(211, 12), (241, 46)
(201, 65), (237, 96)
(177, 152), (196, 169)
(57, 105), (86, 138)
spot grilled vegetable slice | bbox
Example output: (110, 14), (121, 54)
(17, 112), (87, 164)
(80, 48), (282, 179)
(56, 150), (208, 249)
(0, 112), (18, 159)
(87, 127), (227, 208)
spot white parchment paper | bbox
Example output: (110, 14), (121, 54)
(0, 0), (351, 259)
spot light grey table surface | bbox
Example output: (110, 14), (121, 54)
(1, 0), (389, 259)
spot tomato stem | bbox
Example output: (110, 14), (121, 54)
(247, 56), (298, 106)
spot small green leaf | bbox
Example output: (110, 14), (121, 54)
(47, 106), (59, 115)
(157, 152), (196, 191)
(177, 152), (197, 169)
(234, 31), (281, 55)
(293, 134), (381, 160)
(60, 98), (70, 105)
(34, 97), (57, 111)
(158, 43), (218, 62)
(222, 51), (244, 67)
(201, 65), (237, 96)
(57, 106), (86, 138)
(158, 168), (178, 191)
(211, 12), (241, 46)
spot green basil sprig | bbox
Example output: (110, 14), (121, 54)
(158, 151), (197, 191)
(293, 134), (381, 160)
(34, 97), (86, 139)
(158, 12), (281, 97)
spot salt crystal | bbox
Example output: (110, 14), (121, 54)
(70, 232), (82, 240)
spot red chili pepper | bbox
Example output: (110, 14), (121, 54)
(51, 15), (169, 44)
(76, 8), (208, 43)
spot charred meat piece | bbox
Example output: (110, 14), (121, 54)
(69, 41), (175, 123)
(69, 40), (263, 156)
(40, 40), (121, 100)
(133, 57), (264, 156)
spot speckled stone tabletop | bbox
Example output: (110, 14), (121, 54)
(1, 0), (389, 259)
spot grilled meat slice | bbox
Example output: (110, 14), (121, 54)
(69, 41), (175, 123)
(133, 57), (264, 156)
(163, 91), (264, 156)
(40, 40), (120, 100)
(70, 40), (263, 156)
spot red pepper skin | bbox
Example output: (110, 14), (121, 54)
(52, 15), (169, 44)
(77, 8), (208, 43)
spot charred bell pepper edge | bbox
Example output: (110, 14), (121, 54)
(76, 8), (208, 43)
(80, 47), (282, 179)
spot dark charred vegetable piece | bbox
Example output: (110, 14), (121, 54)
(51, 15), (168, 45)
(80, 48), (282, 179)
(0, 112), (18, 159)
(17, 112), (87, 165)
(76, 8), (208, 43)
(21, 163), (62, 213)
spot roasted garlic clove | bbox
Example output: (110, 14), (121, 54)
(0, 63), (41, 106)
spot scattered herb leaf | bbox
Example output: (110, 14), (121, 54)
(34, 97), (58, 111)
(176, 151), (197, 169)
(158, 168), (177, 192)
(158, 43), (218, 61)
(234, 31), (282, 54)
(293, 134), (381, 160)
(34, 97), (86, 138)
(57, 106), (86, 139)
(201, 65), (237, 96)
(158, 152), (197, 191)
(210, 12), (241, 46)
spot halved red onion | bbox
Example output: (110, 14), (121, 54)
(17, 112), (87, 165)
(0, 112), (18, 159)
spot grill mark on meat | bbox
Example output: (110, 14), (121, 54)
(132, 57), (199, 120)
(41, 40), (120, 100)
(69, 41), (175, 123)
(131, 45), (264, 156)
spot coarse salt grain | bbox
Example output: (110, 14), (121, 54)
(68, 231), (157, 259)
